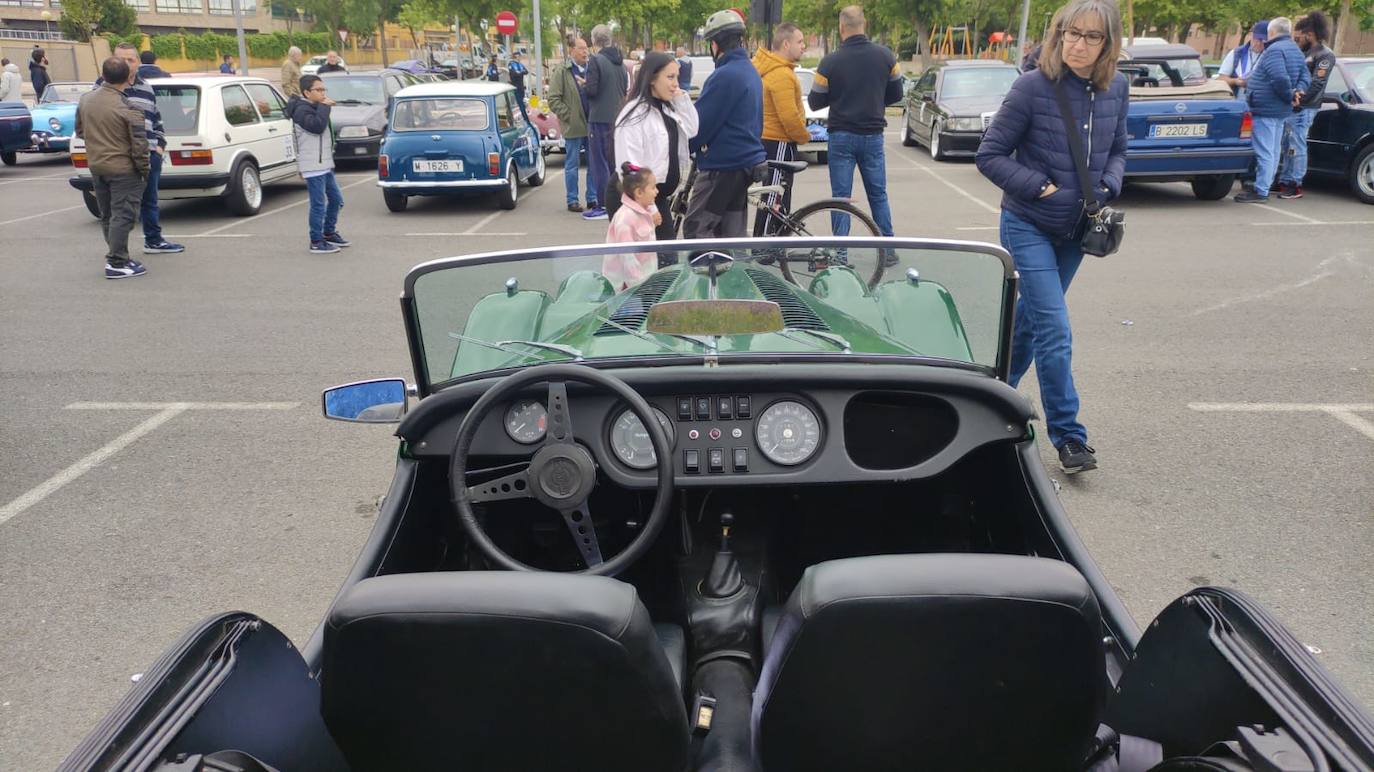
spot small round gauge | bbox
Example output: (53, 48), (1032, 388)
(611, 407), (675, 469)
(755, 401), (822, 466)
(504, 400), (548, 444)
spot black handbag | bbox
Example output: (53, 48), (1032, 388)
(1053, 79), (1125, 257)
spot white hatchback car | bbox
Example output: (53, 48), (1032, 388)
(302, 55), (348, 75)
(71, 76), (299, 217)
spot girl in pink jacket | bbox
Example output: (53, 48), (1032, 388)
(603, 162), (662, 290)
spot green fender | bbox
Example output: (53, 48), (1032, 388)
(873, 279), (974, 362)
(450, 289), (551, 377)
(540, 271), (616, 336)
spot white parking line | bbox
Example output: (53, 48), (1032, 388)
(195, 176), (377, 236)
(1251, 220), (1374, 227)
(404, 232), (529, 236)
(161, 233), (255, 238)
(1189, 402), (1374, 441)
(0, 401), (299, 527)
(1186, 252), (1358, 316)
(889, 148), (1000, 215)
(956, 226), (999, 231)
(1252, 203), (1321, 224)
(0, 204), (88, 227)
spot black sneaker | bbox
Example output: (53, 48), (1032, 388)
(1277, 184), (1303, 200)
(323, 232), (351, 247)
(1057, 440), (1097, 474)
(1233, 190), (1269, 203)
(309, 241), (340, 254)
(105, 259), (148, 279)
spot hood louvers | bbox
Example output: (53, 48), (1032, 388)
(744, 268), (830, 331)
(594, 272), (679, 335)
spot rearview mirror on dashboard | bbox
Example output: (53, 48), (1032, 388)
(646, 300), (785, 337)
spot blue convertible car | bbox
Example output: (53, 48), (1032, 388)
(377, 81), (545, 212)
(24, 82), (93, 156)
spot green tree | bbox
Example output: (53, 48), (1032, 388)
(59, 0), (138, 42)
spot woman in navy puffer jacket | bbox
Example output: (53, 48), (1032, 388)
(976, 0), (1128, 474)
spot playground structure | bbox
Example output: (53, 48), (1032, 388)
(926, 24), (1017, 62)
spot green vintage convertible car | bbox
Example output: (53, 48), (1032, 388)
(62, 239), (1374, 772)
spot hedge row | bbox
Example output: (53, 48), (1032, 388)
(140, 30), (338, 63)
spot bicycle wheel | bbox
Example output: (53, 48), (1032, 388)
(775, 200), (886, 289)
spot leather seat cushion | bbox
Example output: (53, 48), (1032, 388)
(322, 571), (689, 772)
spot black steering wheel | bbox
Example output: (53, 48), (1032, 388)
(449, 363), (675, 576)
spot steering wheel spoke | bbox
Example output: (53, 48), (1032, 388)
(545, 381), (575, 445)
(467, 467), (533, 503)
(559, 503), (603, 567)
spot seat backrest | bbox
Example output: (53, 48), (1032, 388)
(322, 571), (689, 772)
(752, 554), (1106, 772)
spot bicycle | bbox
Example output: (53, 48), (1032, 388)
(669, 158), (888, 289)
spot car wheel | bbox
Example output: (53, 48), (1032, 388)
(0, 150), (15, 166)
(526, 148), (546, 187)
(1190, 174), (1235, 201)
(225, 160), (262, 216)
(82, 190), (101, 218)
(496, 165), (518, 210)
(1350, 144), (1374, 205)
(383, 188), (408, 212)
(901, 110), (917, 147)
(930, 119), (948, 162)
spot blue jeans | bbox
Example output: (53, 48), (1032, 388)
(1251, 115), (1286, 197)
(1001, 208), (1087, 449)
(826, 130), (894, 236)
(562, 136), (596, 206)
(1280, 109), (1315, 186)
(305, 172), (343, 243)
(140, 150), (163, 245)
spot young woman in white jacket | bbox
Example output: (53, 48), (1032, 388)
(609, 51), (698, 244)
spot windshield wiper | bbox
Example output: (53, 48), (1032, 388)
(779, 328), (851, 353)
(593, 315), (712, 352)
(333, 98), (370, 105)
(447, 333), (582, 361)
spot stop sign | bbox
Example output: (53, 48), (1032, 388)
(495, 11), (518, 35)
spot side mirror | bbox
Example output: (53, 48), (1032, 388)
(921, 90), (936, 102)
(322, 378), (408, 423)
(1320, 95), (1349, 110)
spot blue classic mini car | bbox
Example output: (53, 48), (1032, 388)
(24, 82), (93, 156)
(377, 81), (545, 212)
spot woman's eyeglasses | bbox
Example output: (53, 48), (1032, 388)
(1063, 28), (1107, 46)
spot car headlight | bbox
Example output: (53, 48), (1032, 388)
(948, 116), (983, 132)
(49, 117), (63, 131)
(337, 126), (371, 139)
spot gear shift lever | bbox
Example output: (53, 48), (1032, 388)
(702, 513), (744, 598)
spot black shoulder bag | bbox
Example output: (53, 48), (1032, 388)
(1053, 79), (1125, 257)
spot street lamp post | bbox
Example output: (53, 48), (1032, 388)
(230, 0), (250, 75)
(40, 10), (52, 37)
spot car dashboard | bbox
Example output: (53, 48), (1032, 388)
(398, 364), (1033, 488)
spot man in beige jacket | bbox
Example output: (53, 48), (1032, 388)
(281, 46), (304, 98)
(76, 56), (151, 279)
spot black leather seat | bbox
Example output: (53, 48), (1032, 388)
(321, 572), (690, 772)
(753, 554), (1107, 772)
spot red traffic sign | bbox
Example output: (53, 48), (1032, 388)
(495, 11), (518, 35)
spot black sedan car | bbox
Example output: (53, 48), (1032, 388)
(320, 69), (423, 162)
(901, 60), (1019, 161)
(1308, 57), (1374, 204)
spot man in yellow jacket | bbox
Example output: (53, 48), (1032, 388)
(752, 22), (810, 235)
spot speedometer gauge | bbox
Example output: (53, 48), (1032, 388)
(505, 400), (548, 444)
(611, 407), (674, 469)
(756, 401), (822, 466)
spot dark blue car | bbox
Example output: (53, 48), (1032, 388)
(377, 82), (545, 212)
(0, 100), (32, 166)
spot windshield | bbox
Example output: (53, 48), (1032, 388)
(393, 97), (489, 131)
(405, 240), (1012, 391)
(1130, 58), (1207, 85)
(1346, 60), (1373, 101)
(321, 76), (383, 104)
(689, 57), (715, 87)
(41, 83), (93, 104)
(796, 70), (815, 95)
(941, 68), (1019, 98)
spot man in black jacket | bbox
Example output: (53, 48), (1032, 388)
(1277, 11), (1336, 199)
(582, 24), (627, 220)
(808, 5), (903, 237)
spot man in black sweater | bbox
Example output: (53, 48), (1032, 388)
(808, 5), (904, 236)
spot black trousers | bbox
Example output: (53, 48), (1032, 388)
(753, 139), (797, 236)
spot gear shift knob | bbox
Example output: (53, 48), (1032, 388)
(703, 512), (743, 598)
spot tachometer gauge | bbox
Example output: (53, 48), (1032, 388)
(505, 400), (548, 444)
(611, 407), (674, 469)
(755, 401), (821, 466)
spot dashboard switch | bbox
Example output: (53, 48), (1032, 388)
(708, 448), (725, 473)
(677, 397), (693, 421)
(716, 396), (733, 419)
(695, 397), (712, 421)
(708, 427), (722, 441)
(736, 396), (751, 418)
(684, 449), (700, 474)
(733, 448), (748, 472)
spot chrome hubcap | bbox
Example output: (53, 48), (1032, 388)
(243, 167), (261, 208)
(510, 168), (517, 199)
(1359, 155), (1374, 197)
(931, 122), (941, 157)
(536, 150), (545, 178)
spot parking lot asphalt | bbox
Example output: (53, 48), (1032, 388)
(2, 137), (1372, 768)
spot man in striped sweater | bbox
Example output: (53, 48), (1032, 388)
(111, 43), (183, 255)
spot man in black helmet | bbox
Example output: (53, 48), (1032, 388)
(683, 8), (765, 239)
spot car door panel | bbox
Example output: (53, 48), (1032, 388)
(219, 84), (272, 176)
(244, 82), (294, 180)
